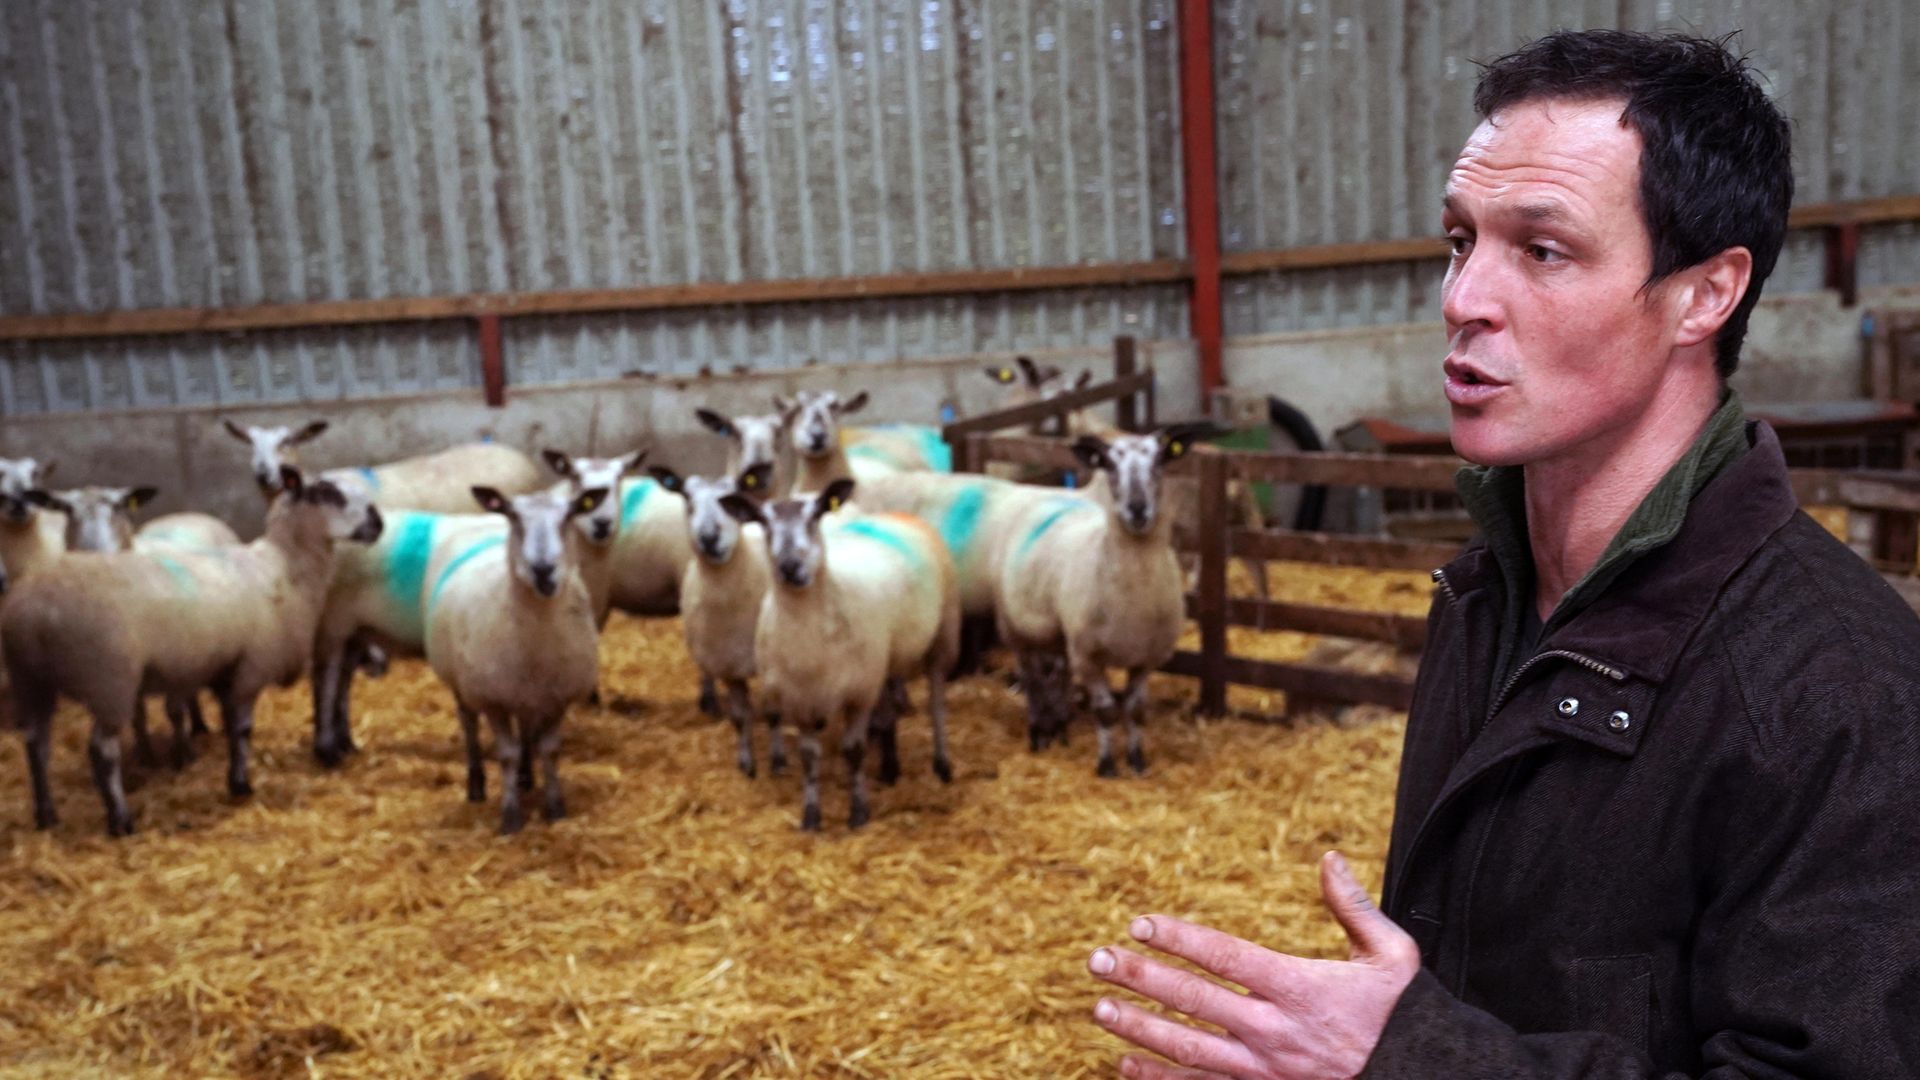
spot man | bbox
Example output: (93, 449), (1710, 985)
(1084, 29), (1920, 1079)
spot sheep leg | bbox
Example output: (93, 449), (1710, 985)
(311, 643), (349, 767)
(798, 718), (825, 832)
(927, 668), (953, 784)
(489, 712), (525, 835)
(536, 718), (565, 823)
(334, 640), (363, 757)
(1070, 654), (1124, 778)
(458, 704), (486, 803)
(725, 679), (756, 778)
(764, 710), (788, 776)
(1017, 651), (1055, 752)
(1122, 668), (1152, 775)
(842, 706), (872, 831)
(21, 700), (57, 830)
(698, 674), (720, 718)
(130, 694), (161, 767)
(165, 696), (195, 769)
(221, 694), (256, 798)
(88, 719), (135, 838)
(868, 683), (901, 787)
(516, 744), (535, 793)
(187, 696), (210, 737)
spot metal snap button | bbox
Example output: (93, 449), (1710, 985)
(1608, 710), (1631, 732)
(1556, 697), (1580, 717)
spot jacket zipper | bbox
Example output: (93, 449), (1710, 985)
(1489, 649), (1628, 717)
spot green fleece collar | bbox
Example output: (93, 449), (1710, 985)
(1457, 387), (1750, 660)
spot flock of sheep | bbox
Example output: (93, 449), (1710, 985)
(0, 359), (1212, 837)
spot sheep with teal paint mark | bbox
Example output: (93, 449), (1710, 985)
(720, 480), (960, 832)
(221, 418), (544, 513)
(422, 484), (607, 835)
(2, 467), (383, 837)
(997, 425), (1211, 777)
(653, 461), (786, 779)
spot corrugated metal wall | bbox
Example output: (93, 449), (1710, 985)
(1216, 0), (1920, 335)
(1, 1), (1915, 414)
(0, 0), (1189, 414)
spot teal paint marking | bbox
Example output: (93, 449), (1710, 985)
(382, 513), (438, 637)
(1015, 500), (1093, 560)
(938, 484), (989, 558)
(839, 519), (928, 575)
(153, 555), (199, 597)
(428, 536), (505, 612)
(859, 423), (952, 472)
(358, 466), (381, 492)
(621, 480), (656, 529)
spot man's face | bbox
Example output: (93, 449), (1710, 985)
(1441, 97), (1683, 467)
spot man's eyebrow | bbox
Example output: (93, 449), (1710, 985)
(1513, 201), (1575, 225)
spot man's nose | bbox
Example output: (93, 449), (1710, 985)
(1440, 242), (1504, 333)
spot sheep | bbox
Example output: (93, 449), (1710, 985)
(996, 425), (1208, 777)
(2, 467), (383, 836)
(0, 457), (66, 583)
(651, 461), (783, 778)
(719, 480), (961, 831)
(696, 408), (792, 498)
(223, 419), (545, 513)
(422, 484), (607, 834)
(774, 390), (950, 495)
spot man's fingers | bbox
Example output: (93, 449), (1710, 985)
(1092, 998), (1260, 1077)
(1320, 850), (1417, 969)
(1117, 1055), (1234, 1080)
(1088, 946), (1263, 1037)
(1124, 914), (1297, 1001)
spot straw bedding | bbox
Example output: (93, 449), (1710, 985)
(0, 560), (1430, 1078)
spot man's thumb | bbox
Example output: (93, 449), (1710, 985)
(1321, 850), (1401, 961)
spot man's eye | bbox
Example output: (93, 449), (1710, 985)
(1446, 235), (1472, 257)
(1526, 243), (1564, 263)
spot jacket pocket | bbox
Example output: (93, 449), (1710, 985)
(1571, 954), (1652, 1053)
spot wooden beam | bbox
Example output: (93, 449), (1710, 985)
(1195, 452), (1231, 716)
(1183, 596), (1429, 649)
(476, 314), (505, 407)
(1790, 468), (1920, 514)
(1220, 236), (1452, 275)
(1163, 651), (1417, 710)
(1224, 449), (1465, 493)
(1788, 194), (1920, 229)
(0, 259), (1193, 343)
(942, 376), (1154, 442)
(1230, 528), (1461, 571)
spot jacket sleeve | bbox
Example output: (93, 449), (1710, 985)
(1362, 668), (1920, 1080)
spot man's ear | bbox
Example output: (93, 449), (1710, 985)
(696, 409), (736, 438)
(125, 486), (159, 511)
(472, 486), (512, 516)
(1071, 436), (1111, 471)
(542, 449), (576, 479)
(1673, 246), (1754, 350)
(814, 478), (856, 519)
(648, 465), (686, 496)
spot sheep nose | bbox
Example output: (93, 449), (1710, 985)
(591, 520), (612, 542)
(697, 529), (722, 554)
(778, 559), (807, 585)
(531, 564), (558, 596)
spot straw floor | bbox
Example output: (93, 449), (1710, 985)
(0, 561), (1430, 1079)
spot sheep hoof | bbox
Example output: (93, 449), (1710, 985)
(933, 757), (953, 784)
(106, 812), (134, 838)
(737, 757), (756, 779)
(172, 742), (195, 771)
(878, 760), (901, 787)
(769, 754), (788, 776)
(314, 743), (345, 769)
(1127, 747), (1148, 775)
(848, 802), (870, 830)
(800, 805), (822, 832)
(228, 777), (253, 799)
(543, 795), (566, 822)
(515, 764), (534, 793)
(1096, 756), (1119, 778)
(698, 688), (721, 717)
(34, 807), (58, 831)
(466, 774), (487, 803)
(499, 807), (526, 835)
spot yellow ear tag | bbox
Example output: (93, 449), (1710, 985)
(1169, 440), (1185, 457)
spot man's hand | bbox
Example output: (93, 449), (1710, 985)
(1087, 851), (1420, 1080)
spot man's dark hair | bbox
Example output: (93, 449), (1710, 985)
(1474, 30), (1793, 378)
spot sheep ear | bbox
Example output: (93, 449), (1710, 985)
(718, 493), (765, 526)
(648, 465), (685, 495)
(695, 409), (736, 438)
(570, 487), (610, 518)
(737, 463), (773, 494)
(23, 489), (69, 515)
(37, 459), (56, 481)
(1159, 423), (1210, 463)
(290, 420), (330, 445)
(815, 478), (856, 519)
(1016, 356), (1043, 387)
(1071, 436), (1111, 471)
(986, 365), (1016, 385)
(836, 390), (869, 415)
(622, 448), (650, 474)
(279, 465), (306, 498)
(125, 487), (159, 511)
(471, 486), (511, 516)
(1073, 369), (1094, 390)
(222, 419), (251, 444)
(542, 449), (576, 479)
(772, 394), (796, 420)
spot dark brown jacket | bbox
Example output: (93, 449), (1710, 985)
(1363, 422), (1920, 1078)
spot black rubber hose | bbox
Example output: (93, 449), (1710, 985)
(1267, 395), (1328, 532)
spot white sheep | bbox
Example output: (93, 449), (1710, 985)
(223, 419), (544, 513)
(774, 390), (948, 494)
(696, 408), (792, 497)
(651, 461), (783, 778)
(422, 484), (608, 834)
(720, 480), (960, 831)
(0, 457), (66, 584)
(1, 467), (383, 836)
(996, 425), (1207, 776)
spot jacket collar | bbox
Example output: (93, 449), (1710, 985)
(1439, 419), (1799, 687)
